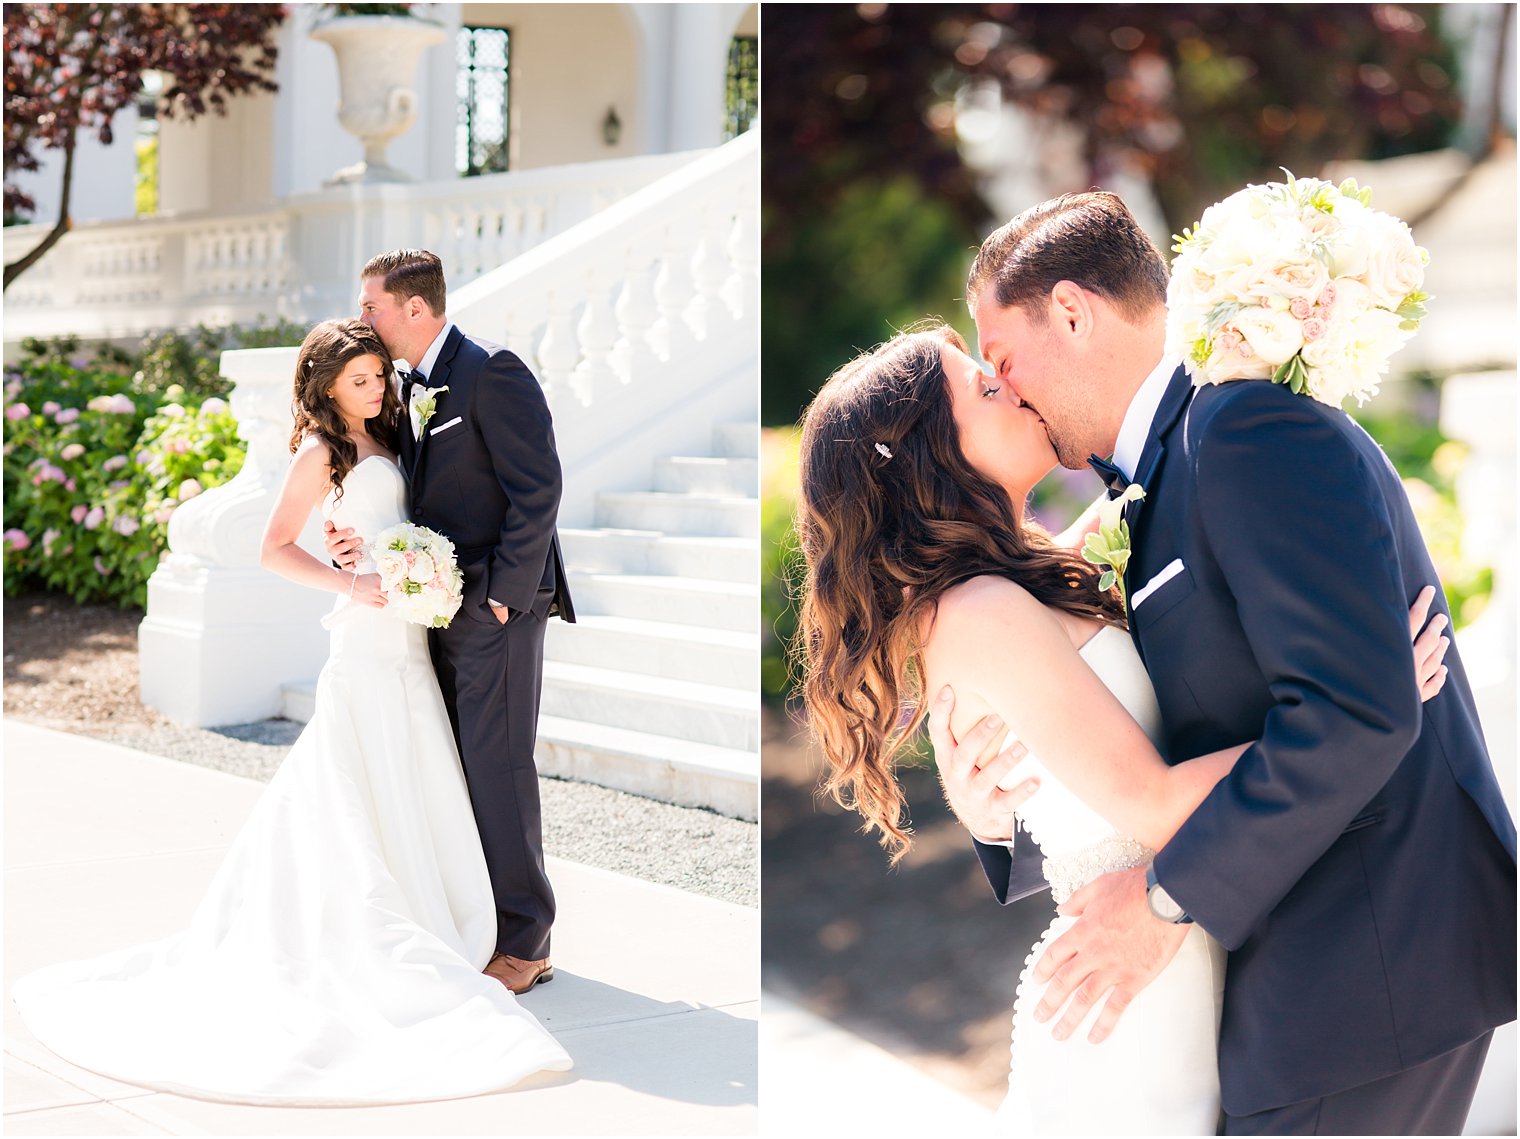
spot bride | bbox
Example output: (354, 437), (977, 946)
(792, 323), (1449, 1134)
(12, 319), (572, 1105)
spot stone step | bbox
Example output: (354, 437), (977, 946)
(558, 528), (757, 584)
(544, 614), (757, 689)
(652, 456), (759, 497)
(534, 714), (756, 820)
(713, 421), (758, 459)
(540, 661), (759, 751)
(593, 491), (758, 538)
(567, 572), (757, 632)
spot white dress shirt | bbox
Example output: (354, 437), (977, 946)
(1111, 353), (1179, 481)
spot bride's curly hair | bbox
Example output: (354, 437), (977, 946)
(793, 324), (1126, 861)
(289, 319), (401, 501)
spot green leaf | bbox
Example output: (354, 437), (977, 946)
(1099, 569), (1116, 592)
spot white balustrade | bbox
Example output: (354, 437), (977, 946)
(2, 150), (693, 351)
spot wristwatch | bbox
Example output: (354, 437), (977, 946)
(1146, 865), (1194, 924)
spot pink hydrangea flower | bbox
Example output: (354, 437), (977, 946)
(41, 400), (61, 415)
(83, 506), (105, 530)
(109, 393), (135, 414)
(41, 528), (60, 555)
(113, 515), (140, 536)
(94, 556), (112, 576)
(70, 505), (88, 524)
(3, 528), (31, 551)
(177, 478), (203, 500)
(103, 455), (128, 473)
(54, 407), (79, 424)
(60, 442), (85, 461)
(5, 403), (30, 420)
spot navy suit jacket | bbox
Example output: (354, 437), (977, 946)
(398, 326), (573, 624)
(976, 368), (1515, 1114)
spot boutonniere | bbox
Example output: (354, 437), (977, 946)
(1081, 483), (1145, 601)
(410, 384), (449, 435)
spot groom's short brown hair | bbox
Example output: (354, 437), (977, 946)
(361, 248), (447, 317)
(966, 192), (1168, 323)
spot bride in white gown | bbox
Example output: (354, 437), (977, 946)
(792, 325), (1449, 1135)
(12, 319), (572, 1105)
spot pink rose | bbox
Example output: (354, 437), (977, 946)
(1302, 317), (1328, 342)
(1289, 297), (1312, 320)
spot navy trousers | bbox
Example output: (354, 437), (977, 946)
(1225, 1032), (1493, 1136)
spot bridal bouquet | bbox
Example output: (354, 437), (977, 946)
(1165, 173), (1429, 408)
(370, 522), (464, 628)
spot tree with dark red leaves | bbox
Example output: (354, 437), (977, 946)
(3, 4), (287, 289)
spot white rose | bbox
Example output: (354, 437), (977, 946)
(1232, 306), (1304, 367)
(374, 548), (407, 586)
(1244, 256), (1329, 307)
(407, 551), (436, 583)
(1356, 213), (1424, 309)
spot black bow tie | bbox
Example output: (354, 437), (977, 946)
(401, 369), (429, 404)
(1088, 453), (1131, 499)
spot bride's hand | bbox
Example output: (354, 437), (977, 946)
(929, 685), (1040, 843)
(349, 573), (387, 609)
(1408, 585), (1450, 701)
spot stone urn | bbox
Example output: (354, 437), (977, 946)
(310, 13), (447, 185)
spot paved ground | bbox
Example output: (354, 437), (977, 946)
(4, 721), (757, 1136)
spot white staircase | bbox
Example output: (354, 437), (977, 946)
(537, 421), (758, 820)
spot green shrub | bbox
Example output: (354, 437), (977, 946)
(1, 320), (304, 606)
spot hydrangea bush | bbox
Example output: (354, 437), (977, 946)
(2, 329), (272, 606)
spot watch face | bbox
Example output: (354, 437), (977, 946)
(1149, 884), (1185, 923)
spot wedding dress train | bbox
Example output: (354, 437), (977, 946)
(13, 456), (572, 1105)
(995, 625), (1225, 1135)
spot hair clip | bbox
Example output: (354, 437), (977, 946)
(875, 442), (894, 461)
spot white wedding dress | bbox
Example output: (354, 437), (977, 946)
(13, 455), (572, 1105)
(994, 625), (1226, 1136)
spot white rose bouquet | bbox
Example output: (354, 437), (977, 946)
(370, 522), (464, 628)
(1164, 173), (1429, 408)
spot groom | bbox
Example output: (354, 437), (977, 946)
(330, 248), (574, 995)
(935, 193), (1516, 1133)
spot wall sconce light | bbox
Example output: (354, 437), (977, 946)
(603, 106), (622, 147)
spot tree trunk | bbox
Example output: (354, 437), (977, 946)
(3, 132), (76, 292)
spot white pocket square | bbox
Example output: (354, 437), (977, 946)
(1132, 558), (1185, 609)
(429, 416), (462, 437)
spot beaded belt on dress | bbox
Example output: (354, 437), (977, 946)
(1041, 835), (1156, 905)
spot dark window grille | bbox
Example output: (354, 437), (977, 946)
(726, 35), (757, 139)
(457, 26), (511, 176)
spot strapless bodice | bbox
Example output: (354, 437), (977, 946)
(322, 455), (407, 575)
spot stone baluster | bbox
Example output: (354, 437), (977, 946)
(649, 223), (697, 360)
(536, 283), (582, 402)
(725, 187), (759, 322)
(570, 264), (621, 405)
(610, 235), (661, 384)
(686, 201), (734, 339)
(138, 346), (333, 727)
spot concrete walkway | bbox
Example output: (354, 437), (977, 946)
(3, 721), (757, 1136)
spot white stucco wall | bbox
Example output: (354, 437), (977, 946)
(158, 90), (278, 215)
(7, 107), (139, 225)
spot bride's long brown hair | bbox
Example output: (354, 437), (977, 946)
(289, 319), (401, 502)
(793, 324), (1125, 861)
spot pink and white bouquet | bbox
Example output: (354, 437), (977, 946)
(1164, 173), (1429, 409)
(371, 522), (464, 628)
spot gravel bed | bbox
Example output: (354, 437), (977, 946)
(4, 593), (756, 908)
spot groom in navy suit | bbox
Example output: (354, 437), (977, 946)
(331, 249), (573, 996)
(937, 193), (1515, 1133)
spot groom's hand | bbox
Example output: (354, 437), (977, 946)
(929, 684), (1040, 843)
(322, 520), (363, 571)
(1030, 865), (1189, 1044)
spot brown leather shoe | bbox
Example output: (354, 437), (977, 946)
(485, 953), (554, 994)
